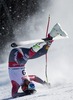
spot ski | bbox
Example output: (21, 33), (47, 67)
(11, 34), (68, 47)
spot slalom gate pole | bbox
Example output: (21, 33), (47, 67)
(45, 15), (50, 83)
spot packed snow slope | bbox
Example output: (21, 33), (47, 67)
(1, 63), (73, 100)
(1, 0), (73, 100)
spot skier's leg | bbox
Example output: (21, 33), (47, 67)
(30, 38), (53, 59)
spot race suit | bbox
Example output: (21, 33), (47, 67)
(8, 42), (52, 97)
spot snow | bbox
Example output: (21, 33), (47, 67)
(1, 0), (73, 100)
(1, 63), (73, 100)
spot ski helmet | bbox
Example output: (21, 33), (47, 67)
(28, 82), (35, 90)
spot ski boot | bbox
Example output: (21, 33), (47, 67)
(49, 23), (67, 38)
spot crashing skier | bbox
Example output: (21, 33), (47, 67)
(8, 23), (67, 98)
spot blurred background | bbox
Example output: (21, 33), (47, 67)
(0, 0), (51, 63)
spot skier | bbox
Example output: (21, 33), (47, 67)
(8, 23), (67, 98)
